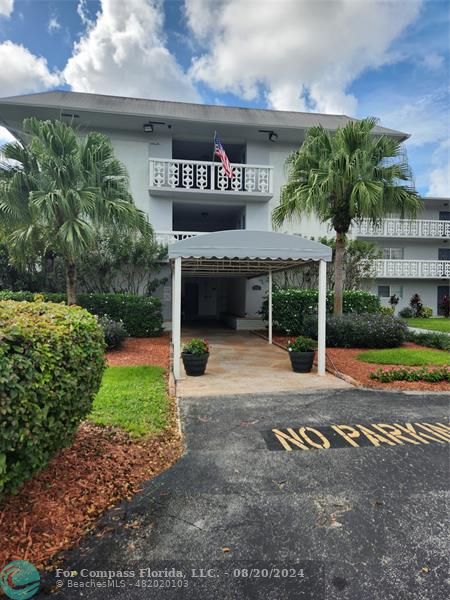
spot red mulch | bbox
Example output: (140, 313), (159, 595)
(107, 335), (170, 368)
(0, 421), (182, 569)
(0, 335), (180, 570)
(266, 334), (450, 392)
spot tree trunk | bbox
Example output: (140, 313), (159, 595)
(66, 261), (77, 305)
(334, 231), (346, 315)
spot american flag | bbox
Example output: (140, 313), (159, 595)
(214, 132), (234, 178)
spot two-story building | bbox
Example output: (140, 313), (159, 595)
(0, 91), (448, 325)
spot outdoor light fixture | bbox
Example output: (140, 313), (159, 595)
(143, 120), (168, 133)
(258, 129), (278, 142)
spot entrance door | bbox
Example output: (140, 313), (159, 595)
(437, 285), (449, 315)
(184, 283), (199, 322)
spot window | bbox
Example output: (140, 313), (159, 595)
(382, 247), (404, 260)
(438, 248), (450, 261)
(377, 285), (390, 298)
(439, 211), (450, 221)
(377, 285), (403, 299)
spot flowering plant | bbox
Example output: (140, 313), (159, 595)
(182, 338), (209, 355)
(287, 336), (317, 353)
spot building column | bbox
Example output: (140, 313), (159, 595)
(172, 257), (182, 380)
(317, 260), (327, 376)
(268, 269), (273, 344)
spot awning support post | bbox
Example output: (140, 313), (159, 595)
(172, 256), (182, 380)
(268, 269), (273, 344)
(317, 259), (326, 376)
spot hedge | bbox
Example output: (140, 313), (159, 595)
(0, 291), (163, 337)
(406, 330), (450, 352)
(303, 313), (408, 348)
(0, 300), (105, 496)
(260, 289), (381, 335)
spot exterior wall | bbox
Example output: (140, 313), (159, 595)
(364, 280), (446, 314)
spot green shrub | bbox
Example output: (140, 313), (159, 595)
(260, 289), (380, 334)
(0, 291), (163, 337)
(406, 330), (450, 352)
(0, 300), (105, 497)
(399, 306), (413, 318)
(287, 336), (317, 352)
(303, 313), (408, 348)
(182, 338), (209, 355)
(380, 306), (395, 315)
(98, 315), (128, 350)
(369, 367), (450, 383)
(422, 306), (433, 318)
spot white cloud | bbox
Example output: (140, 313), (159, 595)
(65, 0), (199, 102)
(187, 0), (422, 114)
(48, 16), (61, 34)
(428, 140), (450, 197)
(0, 0), (13, 18)
(421, 52), (445, 70)
(0, 41), (61, 97)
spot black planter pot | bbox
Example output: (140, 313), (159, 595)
(182, 352), (209, 376)
(289, 351), (315, 373)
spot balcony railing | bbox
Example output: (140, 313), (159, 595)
(372, 259), (450, 279)
(356, 218), (450, 238)
(155, 230), (207, 246)
(149, 158), (273, 196)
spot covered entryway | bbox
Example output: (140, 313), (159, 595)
(169, 230), (332, 382)
(177, 329), (350, 397)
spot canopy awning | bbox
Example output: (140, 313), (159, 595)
(168, 230), (332, 275)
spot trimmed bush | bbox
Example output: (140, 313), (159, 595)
(0, 291), (163, 337)
(370, 367), (450, 383)
(303, 313), (408, 348)
(0, 300), (105, 496)
(260, 289), (381, 335)
(99, 315), (128, 350)
(407, 330), (450, 352)
(399, 306), (413, 318)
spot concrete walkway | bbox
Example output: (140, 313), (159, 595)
(177, 330), (350, 397)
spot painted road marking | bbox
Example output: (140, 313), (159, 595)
(261, 422), (450, 451)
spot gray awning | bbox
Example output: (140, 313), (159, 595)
(168, 230), (331, 275)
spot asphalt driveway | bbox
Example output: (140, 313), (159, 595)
(42, 388), (449, 600)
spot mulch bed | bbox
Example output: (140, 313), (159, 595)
(257, 333), (450, 392)
(0, 335), (181, 570)
(107, 335), (170, 368)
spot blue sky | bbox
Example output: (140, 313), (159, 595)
(0, 0), (448, 196)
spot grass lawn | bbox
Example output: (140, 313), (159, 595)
(357, 347), (450, 367)
(89, 366), (169, 437)
(404, 318), (450, 333)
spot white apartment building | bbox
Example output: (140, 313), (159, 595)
(0, 91), (448, 325)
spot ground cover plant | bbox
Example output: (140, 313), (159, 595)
(89, 366), (169, 437)
(370, 367), (450, 383)
(357, 348), (449, 367)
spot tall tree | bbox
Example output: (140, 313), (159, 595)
(273, 117), (422, 314)
(0, 118), (150, 304)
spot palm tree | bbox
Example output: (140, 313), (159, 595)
(0, 118), (151, 304)
(273, 117), (422, 315)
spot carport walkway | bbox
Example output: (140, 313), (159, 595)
(177, 330), (350, 397)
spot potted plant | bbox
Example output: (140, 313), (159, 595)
(181, 338), (209, 376)
(287, 336), (317, 373)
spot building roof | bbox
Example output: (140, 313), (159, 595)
(0, 91), (409, 141)
(168, 230), (331, 276)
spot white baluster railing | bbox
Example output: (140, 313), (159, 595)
(149, 159), (273, 195)
(372, 259), (450, 279)
(356, 218), (450, 238)
(155, 231), (208, 246)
